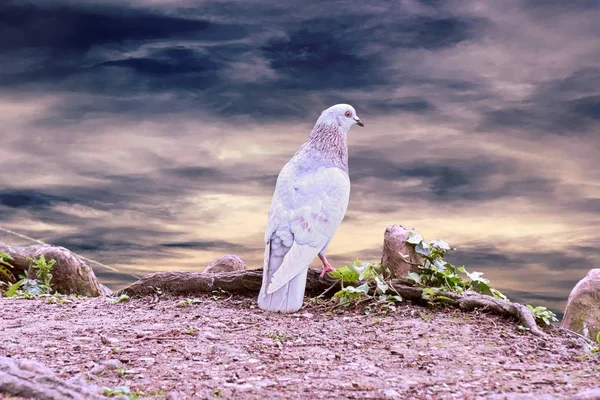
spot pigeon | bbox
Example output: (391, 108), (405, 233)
(257, 104), (364, 313)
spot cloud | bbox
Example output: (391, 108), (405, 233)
(0, 190), (74, 210)
(0, 0), (486, 120)
(0, 2), (243, 53)
(482, 68), (600, 136)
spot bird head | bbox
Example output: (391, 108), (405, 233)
(317, 104), (364, 132)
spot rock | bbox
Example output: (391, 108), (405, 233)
(89, 359), (123, 375)
(0, 356), (105, 399)
(572, 388), (600, 400)
(482, 394), (556, 400)
(380, 225), (423, 279)
(0, 242), (112, 297)
(203, 254), (247, 273)
(383, 388), (401, 398)
(561, 269), (600, 341)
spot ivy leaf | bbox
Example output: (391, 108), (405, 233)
(433, 259), (446, 271)
(407, 230), (423, 244)
(374, 275), (389, 294)
(415, 241), (431, 256)
(330, 266), (359, 283)
(355, 283), (370, 294)
(465, 270), (490, 285)
(407, 272), (422, 284)
(422, 287), (437, 300)
(429, 239), (451, 251)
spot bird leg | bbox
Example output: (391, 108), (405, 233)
(318, 254), (336, 278)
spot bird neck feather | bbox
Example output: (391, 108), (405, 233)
(296, 122), (349, 170)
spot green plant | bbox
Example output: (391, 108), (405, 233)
(27, 254), (55, 289)
(405, 231), (507, 301)
(329, 259), (402, 311)
(178, 298), (202, 307)
(103, 386), (166, 399)
(4, 255), (57, 298)
(525, 304), (558, 326)
(268, 332), (288, 350)
(211, 289), (231, 301)
(109, 294), (130, 304)
(0, 251), (15, 287)
(116, 366), (126, 377)
(182, 327), (198, 335)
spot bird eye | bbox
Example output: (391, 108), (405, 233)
(344, 111), (352, 118)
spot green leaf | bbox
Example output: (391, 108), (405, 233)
(330, 266), (359, 283)
(433, 259), (446, 271)
(422, 287), (437, 300)
(5, 279), (24, 297)
(596, 331), (600, 345)
(355, 283), (370, 294)
(429, 239), (451, 251)
(407, 272), (421, 284)
(407, 230), (423, 244)
(415, 241), (431, 256)
(374, 275), (389, 294)
(109, 294), (130, 304)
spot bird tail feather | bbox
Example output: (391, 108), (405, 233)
(257, 241), (311, 313)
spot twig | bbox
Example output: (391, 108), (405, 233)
(315, 279), (341, 299)
(558, 327), (596, 346)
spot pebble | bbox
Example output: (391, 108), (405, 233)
(383, 389), (401, 398)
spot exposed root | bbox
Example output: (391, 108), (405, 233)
(119, 269), (546, 336)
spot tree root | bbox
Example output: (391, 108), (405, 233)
(119, 268), (546, 336)
(0, 356), (105, 400)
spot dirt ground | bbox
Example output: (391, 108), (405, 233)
(0, 295), (598, 400)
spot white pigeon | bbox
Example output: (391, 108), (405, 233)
(257, 104), (364, 313)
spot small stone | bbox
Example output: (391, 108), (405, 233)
(166, 392), (182, 400)
(100, 335), (119, 346)
(383, 389), (401, 398)
(203, 332), (220, 341)
(571, 388), (600, 400)
(90, 359), (123, 375)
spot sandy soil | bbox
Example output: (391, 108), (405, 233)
(0, 295), (598, 400)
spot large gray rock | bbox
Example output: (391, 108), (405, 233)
(380, 225), (423, 279)
(561, 269), (600, 341)
(0, 243), (111, 297)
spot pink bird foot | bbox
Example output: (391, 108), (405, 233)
(318, 254), (336, 278)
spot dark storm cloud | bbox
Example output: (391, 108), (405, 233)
(0, 2), (243, 52)
(482, 68), (600, 136)
(349, 153), (556, 203)
(446, 245), (598, 274)
(523, 0), (599, 12)
(0, 190), (74, 210)
(0, 0), (484, 119)
(161, 240), (251, 253)
(97, 47), (220, 77)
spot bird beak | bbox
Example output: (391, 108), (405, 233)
(354, 117), (364, 127)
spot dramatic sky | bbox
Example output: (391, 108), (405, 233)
(1, 0), (598, 313)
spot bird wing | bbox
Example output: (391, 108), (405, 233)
(265, 163), (350, 294)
